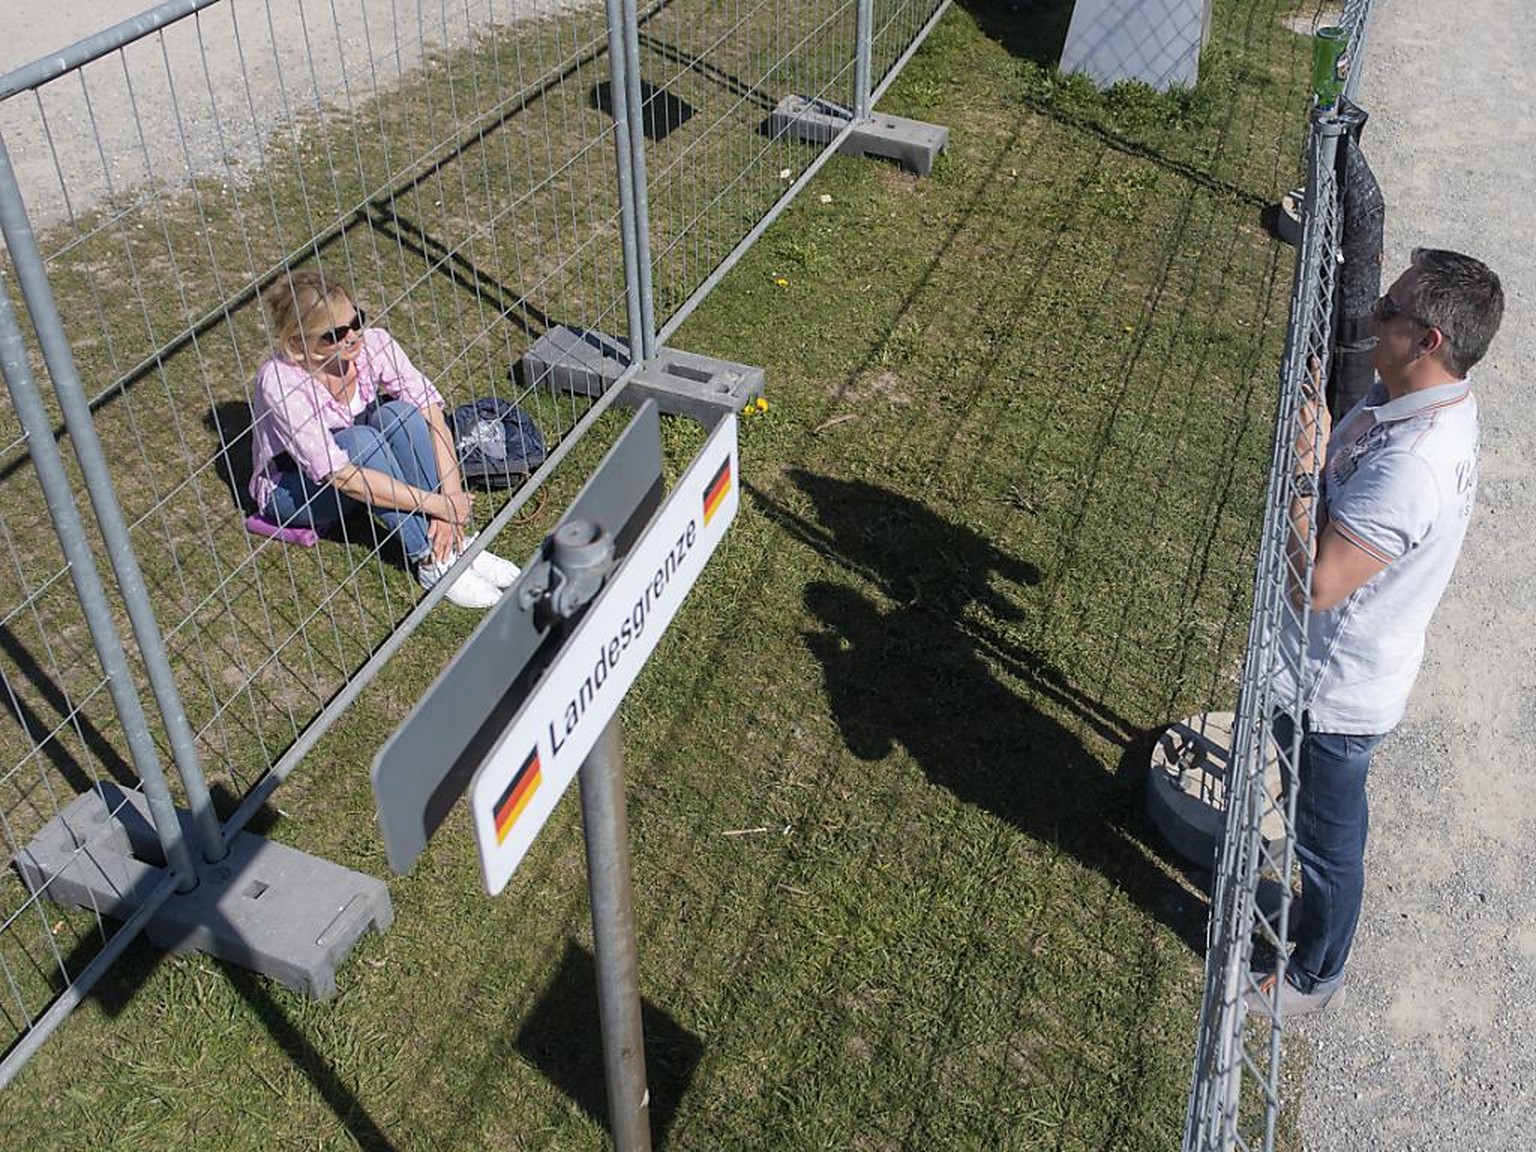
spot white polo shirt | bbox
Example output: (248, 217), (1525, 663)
(1273, 376), (1479, 734)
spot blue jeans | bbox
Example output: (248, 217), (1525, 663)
(1273, 712), (1388, 993)
(263, 399), (439, 561)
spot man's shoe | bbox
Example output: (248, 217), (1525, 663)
(461, 532), (521, 589)
(1245, 972), (1344, 1018)
(418, 554), (502, 608)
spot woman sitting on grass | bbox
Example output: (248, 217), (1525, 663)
(249, 270), (518, 608)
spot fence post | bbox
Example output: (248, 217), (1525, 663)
(604, 0), (648, 369)
(0, 134), (225, 865)
(0, 242), (198, 895)
(620, 0), (658, 360)
(855, 0), (875, 121)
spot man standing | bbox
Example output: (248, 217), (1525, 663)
(1254, 247), (1504, 1015)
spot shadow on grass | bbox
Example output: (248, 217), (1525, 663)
(0, 623), (138, 793)
(205, 400), (257, 515)
(954, 0), (1078, 68)
(782, 471), (1206, 951)
(516, 939), (703, 1151)
(224, 966), (399, 1152)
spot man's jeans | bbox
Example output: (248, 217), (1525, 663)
(264, 399), (439, 561)
(1273, 712), (1388, 994)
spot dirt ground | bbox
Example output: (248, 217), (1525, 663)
(1292, 1), (1536, 1148)
(0, 1), (580, 227)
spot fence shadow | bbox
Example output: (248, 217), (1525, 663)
(783, 470), (1206, 952)
(224, 965), (399, 1152)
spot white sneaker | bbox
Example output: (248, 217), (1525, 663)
(417, 554), (501, 608)
(462, 532), (522, 589)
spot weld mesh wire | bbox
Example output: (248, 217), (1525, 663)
(633, 0), (861, 329)
(0, 0), (625, 1059)
(1181, 127), (1343, 1151)
(869, 0), (946, 94)
(1182, 2), (1377, 1145)
(0, 0), (632, 808)
(0, 0), (950, 1070)
(0, 477), (138, 1047)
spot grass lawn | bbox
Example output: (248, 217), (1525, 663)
(2, 1), (1314, 1147)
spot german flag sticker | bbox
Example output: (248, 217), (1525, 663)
(493, 746), (542, 845)
(703, 455), (732, 526)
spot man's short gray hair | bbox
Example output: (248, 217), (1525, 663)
(1406, 248), (1504, 377)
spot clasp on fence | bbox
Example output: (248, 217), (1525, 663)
(519, 517), (616, 625)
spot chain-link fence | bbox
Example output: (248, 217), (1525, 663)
(0, 0), (950, 1084)
(1182, 2), (1375, 1147)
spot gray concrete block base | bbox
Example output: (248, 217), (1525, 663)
(768, 94), (948, 176)
(13, 784), (393, 999)
(522, 325), (631, 398)
(1059, 0), (1213, 92)
(1146, 711), (1285, 869)
(626, 347), (765, 426)
(526, 325), (764, 426)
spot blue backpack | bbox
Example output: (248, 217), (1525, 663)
(451, 398), (547, 489)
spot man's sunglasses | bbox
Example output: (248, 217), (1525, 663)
(314, 308), (366, 345)
(1371, 293), (1439, 333)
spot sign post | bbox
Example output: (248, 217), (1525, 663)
(580, 718), (651, 1151)
(371, 400), (739, 1152)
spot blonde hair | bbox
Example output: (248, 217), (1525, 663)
(261, 270), (353, 361)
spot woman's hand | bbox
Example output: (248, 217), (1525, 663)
(422, 489), (471, 563)
(438, 490), (473, 525)
(427, 517), (463, 564)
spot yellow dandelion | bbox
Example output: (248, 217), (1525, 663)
(756, 396), (769, 411)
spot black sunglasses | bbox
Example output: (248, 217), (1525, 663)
(1371, 293), (1439, 333)
(314, 307), (366, 345)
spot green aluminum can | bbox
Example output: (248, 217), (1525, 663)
(1312, 26), (1350, 109)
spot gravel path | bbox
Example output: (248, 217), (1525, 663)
(1294, 2), (1536, 1148)
(0, 1), (584, 227)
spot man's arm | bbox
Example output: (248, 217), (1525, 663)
(1285, 361), (1331, 611)
(1285, 361), (1391, 613)
(1309, 523), (1391, 611)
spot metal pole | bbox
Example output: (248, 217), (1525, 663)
(578, 718), (652, 1152)
(855, 0), (875, 122)
(0, 134), (225, 864)
(619, 0), (657, 360)
(0, 269), (197, 893)
(604, 0), (648, 370)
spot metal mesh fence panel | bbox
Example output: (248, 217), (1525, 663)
(635, 0), (862, 340)
(0, 0), (642, 1076)
(1182, 3), (1375, 1147)
(869, 0), (946, 98)
(0, 0), (952, 1078)
(0, 0), (638, 814)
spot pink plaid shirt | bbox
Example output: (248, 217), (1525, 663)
(249, 328), (445, 512)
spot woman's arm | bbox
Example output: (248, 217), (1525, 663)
(421, 401), (464, 500)
(363, 331), (468, 560)
(420, 402), (469, 560)
(330, 462), (470, 526)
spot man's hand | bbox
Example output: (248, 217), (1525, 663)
(1296, 355), (1332, 474)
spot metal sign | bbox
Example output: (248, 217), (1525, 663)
(369, 402), (664, 875)
(469, 413), (739, 894)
